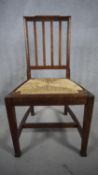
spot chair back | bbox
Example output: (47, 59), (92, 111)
(23, 16), (71, 79)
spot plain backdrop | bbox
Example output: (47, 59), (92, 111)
(0, 0), (98, 175)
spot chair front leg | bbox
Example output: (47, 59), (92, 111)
(5, 97), (21, 157)
(80, 95), (94, 156)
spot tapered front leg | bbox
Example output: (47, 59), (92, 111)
(80, 95), (94, 156)
(5, 97), (21, 157)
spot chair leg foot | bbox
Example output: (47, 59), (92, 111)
(64, 106), (68, 115)
(80, 150), (87, 157)
(30, 106), (35, 116)
(15, 150), (22, 157)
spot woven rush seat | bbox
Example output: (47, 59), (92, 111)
(15, 78), (83, 95)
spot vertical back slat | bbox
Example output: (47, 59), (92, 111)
(66, 17), (71, 78)
(59, 20), (62, 66)
(42, 21), (46, 66)
(33, 21), (38, 66)
(24, 18), (31, 79)
(50, 20), (54, 66)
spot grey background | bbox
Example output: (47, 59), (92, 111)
(0, 0), (98, 175)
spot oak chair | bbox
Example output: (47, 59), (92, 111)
(5, 16), (94, 157)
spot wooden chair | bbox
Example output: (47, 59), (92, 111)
(5, 16), (94, 157)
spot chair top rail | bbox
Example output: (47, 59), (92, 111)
(24, 16), (71, 21)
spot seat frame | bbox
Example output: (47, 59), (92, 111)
(5, 16), (94, 157)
